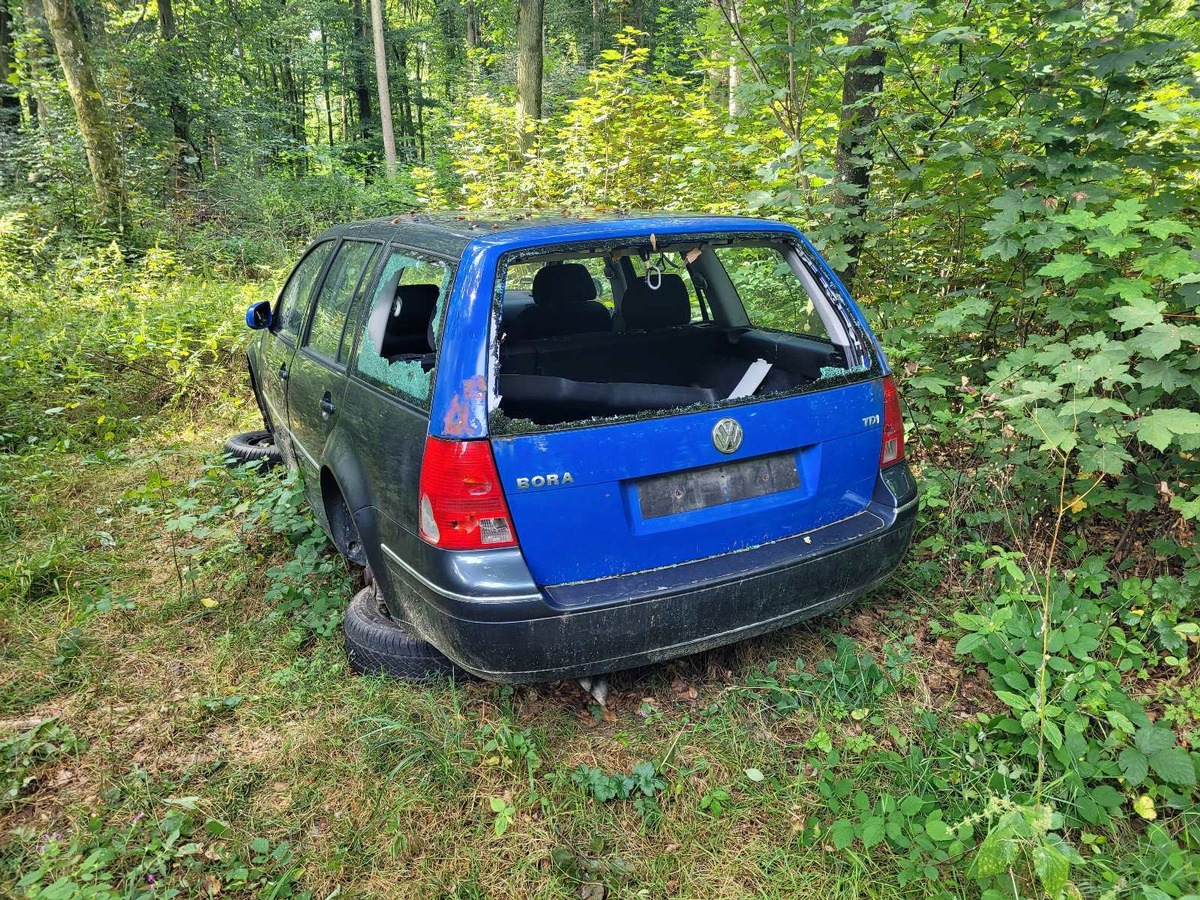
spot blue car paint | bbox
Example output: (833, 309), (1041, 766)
(422, 215), (892, 587)
(492, 381), (884, 585)
(242, 213), (915, 681)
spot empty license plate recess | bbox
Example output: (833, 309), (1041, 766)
(637, 452), (801, 520)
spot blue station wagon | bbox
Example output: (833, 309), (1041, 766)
(238, 213), (918, 682)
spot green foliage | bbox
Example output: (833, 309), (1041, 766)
(4, 0), (1200, 893)
(0, 228), (263, 454)
(954, 547), (1199, 828)
(570, 761), (667, 805)
(141, 461), (354, 640)
(453, 32), (760, 212)
(1, 720), (80, 811)
(478, 721), (542, 791)
(736, 635), (897, 718)
(487, 796), (515, 837)
(11, 800), (310, 899)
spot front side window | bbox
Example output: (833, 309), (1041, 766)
(354, 247), (456, 409)
(276, 241), (335, 340)
(304, 240), (378, 362)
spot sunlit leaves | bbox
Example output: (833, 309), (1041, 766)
(1135, 409), (1200, 452)
(1037, 254), (1095, 285)
(1109, 296), (1163, 331)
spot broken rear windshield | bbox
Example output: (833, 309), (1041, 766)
(490, 236), (877, 433)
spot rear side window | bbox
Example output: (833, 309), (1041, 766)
(304, 240), (378, 362)
(276, 241), (334, 340)
(353, 246), (456, 409)
(713, 246), (826, 337)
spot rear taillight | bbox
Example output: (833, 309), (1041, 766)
(880, 375), (906, 467)
(418, 436), (517, 550)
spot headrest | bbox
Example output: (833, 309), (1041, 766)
(622, 273), (691, 330)
(391, 283), (439, 331)
(532, 263), (597, 306)
(368, 280), (439, 357)
(367, 268), (404, 356)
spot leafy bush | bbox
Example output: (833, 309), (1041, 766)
(146, 461), (353, 640)
(0, 228), (265, 455)
(451, 32), (763, 213)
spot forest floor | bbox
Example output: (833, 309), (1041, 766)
(3, 399), (961, 898)
(0, 271), (1186, 899)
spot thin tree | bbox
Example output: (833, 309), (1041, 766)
(370, 0), (397, 176)
(158, 0), (193, 193)
(514, 0), (542, 160)
(465, 0), (480, 51)
(590, 0), (603, 59)
(832, 0), (885, 288)
(0, 2), (20, 129)
(350, 0), (372, 135)
(727, 0), (743, 117)
(42, 0), (123, 221)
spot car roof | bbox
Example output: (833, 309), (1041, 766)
(317, 212), (797, 258)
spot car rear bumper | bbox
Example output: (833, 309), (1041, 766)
(382, 464), (918, 683)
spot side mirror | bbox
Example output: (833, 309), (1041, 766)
(245, 300), (273, 330)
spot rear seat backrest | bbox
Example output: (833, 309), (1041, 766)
(519, 263), (612, 338)
(622, 273), (692, 331)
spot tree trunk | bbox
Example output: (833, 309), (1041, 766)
(514, 0), (542, 160)
(369, 0), (397, 176)
(158, 0), (194, 194)
(465, 0), (479, 51)
(727, 0), (743, 117)
(832, 0), (885, 287)
(392, 39), (412, 159)
(436, 0), (457, 100)
(0, 1), (20, 129)
(414, 47), (425, 162)
(351, 0), (372, 136)
(42, 0), (123, 221)
(321, 23), (334, 146)
(590, 0), (603, 59)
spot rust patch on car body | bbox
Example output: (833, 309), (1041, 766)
(443, 374), (488, 436)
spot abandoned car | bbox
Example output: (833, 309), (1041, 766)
(234, 213), (918, 682)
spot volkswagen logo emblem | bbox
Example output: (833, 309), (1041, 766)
(712, 418), (743, 454)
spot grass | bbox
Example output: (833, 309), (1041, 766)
(1, 263), (1196, 899)
(0, 390), (973, 897)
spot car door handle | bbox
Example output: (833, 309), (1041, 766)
(279, 363), (289, 381)
(319, 392), (336, 418)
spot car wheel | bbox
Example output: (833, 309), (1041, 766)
(342, 587), (472, 682)
(223, 429), (283, 469)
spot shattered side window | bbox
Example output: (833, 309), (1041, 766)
(352, 246), (456, 410)
(304, 240), (378, 362)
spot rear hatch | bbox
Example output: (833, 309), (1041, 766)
(490, 379), (884, 587)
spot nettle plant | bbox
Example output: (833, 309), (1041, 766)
(986, 193), (1200, 518)
(955, 552), (1199, 820)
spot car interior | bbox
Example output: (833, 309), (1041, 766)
(367, 268), (441, 367)
(494, 240), (865, 427)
